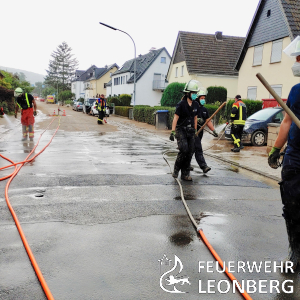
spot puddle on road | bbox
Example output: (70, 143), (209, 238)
(169, 231), (193, 246)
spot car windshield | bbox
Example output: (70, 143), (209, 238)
(77, 102), (82, 105)
(247, 109), (281, 121)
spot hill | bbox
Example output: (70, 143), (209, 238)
(0, 66), (45, 85)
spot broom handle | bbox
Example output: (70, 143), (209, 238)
(196, 102), (226, 136)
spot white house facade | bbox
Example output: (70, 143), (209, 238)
(106, 47), (171, 106)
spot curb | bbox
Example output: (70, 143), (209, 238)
(205, 152), (281, 182)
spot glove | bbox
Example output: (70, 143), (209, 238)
(212, 130), (218, 137)
(268, 147), (281, 169)
(197, 117), (204, 125)
(33, 111), (37, 116)
(169, 130), (176, 141)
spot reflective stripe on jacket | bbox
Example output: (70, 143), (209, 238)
(230, 100), (247, 125)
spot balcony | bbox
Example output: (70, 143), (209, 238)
(153, 80), (168, 91)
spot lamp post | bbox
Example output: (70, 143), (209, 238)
(99, 22), (136, 106)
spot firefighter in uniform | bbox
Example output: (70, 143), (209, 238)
(230, 95), (247, 152)
(96, 94), (106, 124)
(14, 87), (37, 141)
(169, 80), (200, 181)
(268, 37), (300, 270)
(191, 90), (218, 173)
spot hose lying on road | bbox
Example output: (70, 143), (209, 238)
(162, 150), (252, 300)
(0, 117), (60, 300)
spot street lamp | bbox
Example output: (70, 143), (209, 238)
(99, 22), (136, 106)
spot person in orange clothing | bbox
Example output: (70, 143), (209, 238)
(14, 87), (37, 141)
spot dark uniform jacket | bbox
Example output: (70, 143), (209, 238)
(17, 93), (34, 110)
(175, 98), (199, 129)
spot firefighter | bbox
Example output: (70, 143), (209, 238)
(14, 88), (37, 141)
(268, 37), (300, 270)
(230, 95), (247, 152)
(96, 94), (106, 124)
(190, 90), (218, 173)
(169, 80), (200, 181)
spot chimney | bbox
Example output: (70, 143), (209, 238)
(215, 31), (223, 41)
(149, 47), (156, 52)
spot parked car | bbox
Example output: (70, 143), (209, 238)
(225, 107), (284, 146)
(72, 101), (78, 110)
(83, 98), (97, 114)
(74, 102), (83, 111)
(90, 101), (110, 117)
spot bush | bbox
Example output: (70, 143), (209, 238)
(225, 99), (263, 121)
(119, 94), (132, 106)
(0, 86), (14, 113)
(109, 96), (120, 106)
(206, 86), (227, 104)
(115, 106), (132, 117)
(161, 82), (185, 107)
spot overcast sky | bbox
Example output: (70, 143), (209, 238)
(1, 0), (260, 77)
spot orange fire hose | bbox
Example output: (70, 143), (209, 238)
(1, 117), (59, 300)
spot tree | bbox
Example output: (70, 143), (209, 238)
(0, 70), (33, 93)
(44, 42), (78, 92)
(32, 81), (45, 96)
(42, 86), (56, 98)
(58, 90), (75, 104)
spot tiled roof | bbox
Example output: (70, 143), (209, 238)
(280, 0), (300, 38)
(95, 63), (119, 80)
(112, 47), (171, 83)
(72, 65), (97, 82)
(178, 31), (245, 76)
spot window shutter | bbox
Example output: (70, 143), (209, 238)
(271, 40), (283, 63)
(247, 87), (257, 100)
(253, 45), (263, 66)
(269, 85), (282, 98)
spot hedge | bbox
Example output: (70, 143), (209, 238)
(206, 86), (227, 104)
(161, 82), (185, 107)
(119, 94), (132, 106)
(115, 106), (132, 117)
(225, 100), (263, 121)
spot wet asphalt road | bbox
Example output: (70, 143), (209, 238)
(0, 104), (298, 300)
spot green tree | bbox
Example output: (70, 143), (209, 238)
(161, 82), (186, 107)
(0, 70), (33, 93)
(58, 90), (75, 104)
(42, 86), (56, 98)
(44, 42), (78, 92)
(32, 81), (45, 96)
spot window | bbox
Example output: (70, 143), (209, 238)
(274, 111), (284, 123)
(253, 45), (263, 66)
(247, 87), (257, 100)
(161, 57), (166, 63)
(175, 67), (178, 77)
(269, 85), (282, 98)
(267, 9), (271, 17)
(271, 40), (283, 63)
(181, 66), (184, 76)
(110, 72), (112, 77)
(104, 83), (107, 88)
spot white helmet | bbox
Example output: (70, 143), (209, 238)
(183, 80), (200, 93)
(14, 87), (23, 97)
(197, 89), (207, 98)
(283, 36), (300, 57)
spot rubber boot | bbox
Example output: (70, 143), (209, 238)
(187, 165), (194, 171)
(231, 147), (240, 152)
(202, 165), (211, 173)
(181, 170), (192, 181)
(282, 219), (300, 272)
(172, 165), (180, 178)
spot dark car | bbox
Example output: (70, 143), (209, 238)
(225, 107), (284, 146)
(83, 98), (97, 114)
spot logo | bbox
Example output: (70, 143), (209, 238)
(159, 254), (191, 293)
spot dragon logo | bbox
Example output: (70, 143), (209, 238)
(159, 254), (191, 293)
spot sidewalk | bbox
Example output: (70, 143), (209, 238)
(110, 115), (282, 182)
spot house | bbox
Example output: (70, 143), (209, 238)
(167, 31), (245, 99)
(106, 47), (171, 106)
(83, 63), (119, 99)
(71, 66), (96, 100)
(235, 0), (300, 100)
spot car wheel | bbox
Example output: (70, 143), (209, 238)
(251, 131), (266, 146)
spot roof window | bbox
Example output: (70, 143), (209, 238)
(267, 9), (271, 17)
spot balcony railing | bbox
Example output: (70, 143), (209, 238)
(153, 80), (168, 91)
